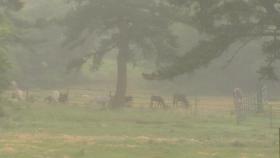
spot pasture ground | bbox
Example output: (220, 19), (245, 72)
(0, 94), (279, 158)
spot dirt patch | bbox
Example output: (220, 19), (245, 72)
(1, 144), (16, 154)
(62, 134), (96, 144)
(197, 151), (217, 156)
(0, 133), (203, 151)
(101, 144), (138, 148)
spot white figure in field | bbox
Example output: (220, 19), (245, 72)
(12, 88), (25, 101)
(233, 88), (242, 106)
(52, 90), (60, 102)
(233, 88), (243, 123)
(10, 81), (25, 101)
(94, 91), (112, 107)
(44, 90), (60, 104)
(95, 96), (111, 106)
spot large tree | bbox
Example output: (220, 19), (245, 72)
(6, 0), (71, 88)
(62, 0), (177, 107)
(148, 0), (280, 81)
(0, 0), (24, 93)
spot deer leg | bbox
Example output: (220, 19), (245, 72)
(150, 100), (154, 109)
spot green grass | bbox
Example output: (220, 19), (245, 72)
(0, 101), (278, 158)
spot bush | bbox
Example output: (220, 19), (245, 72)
(0, 52), (9, 94)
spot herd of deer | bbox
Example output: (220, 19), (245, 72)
(10, 90), (190, 109)
(11, 88), (70, 104)
(44, 90), (69, 104)
(9, 82), (190, 109)
(87, 92), (190, 109)
(150, 94), (190, 109)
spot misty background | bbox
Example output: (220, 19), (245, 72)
(5, 0), (279, 97)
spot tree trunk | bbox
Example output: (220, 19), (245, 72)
(112, 49), (128, 107)
(111, 20), (129, 107)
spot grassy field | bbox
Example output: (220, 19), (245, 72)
(0, 95), (279, 158)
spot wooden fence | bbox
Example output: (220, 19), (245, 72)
(3, 88), (280, 126)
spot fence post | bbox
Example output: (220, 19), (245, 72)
(194, 96), (198, 116)
(254, 95), (258, 113)
(270, 104), (273, 128)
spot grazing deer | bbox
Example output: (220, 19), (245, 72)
(142, 72), (160, 80)
(10, 81), (25, 101)
(94, 91), (112, 108)
(25, 88), (36, 103)
(44, 96), (56, 104)
(125, 96), (133, 107)
(58, 90), (69, 104)
(125, 96), (133, 102)
(44, 90), (64, 104)
(173, 93), (190, 108)
(52, 90), (60, 102)
(11, 88), (25, 101)
(95, 96), (111, 106)
(150, 96), (167, 109)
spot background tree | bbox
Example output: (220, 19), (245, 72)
(149, 0), (280, 82)
(61, 0), (178, 107)
(7, 0), (72, 88)
(0, 0), (24, 93)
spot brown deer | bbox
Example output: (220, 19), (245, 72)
(150, 96), (167, 109)
(124, 96), (133, 107)
(142, 72), (160, 80)
(58, 89), (69, 104)
(94, 91), (113, 108)
(173, 93), (190, 108)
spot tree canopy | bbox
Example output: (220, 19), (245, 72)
(61, 0), (178, 106)
(0, 0), (24, 92)
(149, 0), (280, 81)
